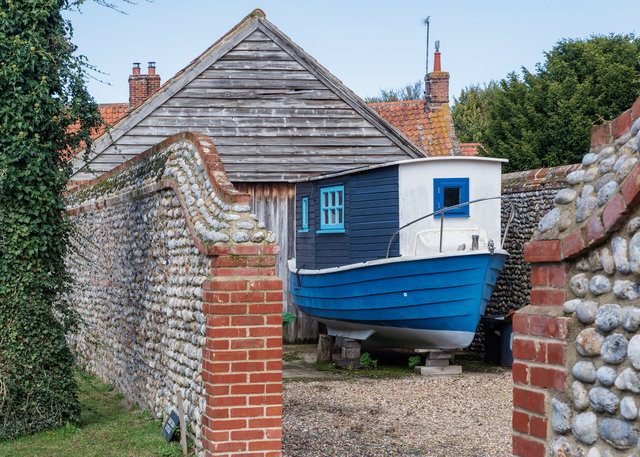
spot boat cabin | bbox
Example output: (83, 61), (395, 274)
(293, 157), (507, 270)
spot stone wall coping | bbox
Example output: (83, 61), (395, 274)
(590, 96), (640, 147)
(502, 164), (582, 193)
(67, 131), (249, 205)
(66, 132), (276, 259)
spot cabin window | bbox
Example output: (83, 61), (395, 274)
(299, 197), (309, 232)
(434, 178), (469, 218)
(318, 185), (345, 232)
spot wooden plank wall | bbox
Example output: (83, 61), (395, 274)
(85, 29), (414, 182)
(236, 182), (318, 343)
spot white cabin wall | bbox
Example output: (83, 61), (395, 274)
(398, 159), (505, 256)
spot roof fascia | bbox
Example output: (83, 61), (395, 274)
(255, 18), (427, 159)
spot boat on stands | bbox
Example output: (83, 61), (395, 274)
(288, 157), (513, 350)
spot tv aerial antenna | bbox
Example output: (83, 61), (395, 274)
(422, 16), (430, 77)
(422, 16), (431, 108)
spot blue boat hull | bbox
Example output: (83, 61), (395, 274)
(288, 251), (507, 349)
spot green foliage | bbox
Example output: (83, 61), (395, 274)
(359, 352), (377, 370)
(451, 82), (499, 143)
(365, 80), (424, 103)
(407, 355), (421, 369)
(452, 34), (640, 172)
(0, 371), (187, 457)
(0, 0), (103, 439)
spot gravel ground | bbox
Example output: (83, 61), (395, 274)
(282, 372), (512, 457)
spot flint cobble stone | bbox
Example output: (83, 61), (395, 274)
(573, 381), (589, 410)
(573, 361), (597, 383)
(599, 418), (638, 449)
(577, 328), (605, 357)
(588, 387), (619, 414)
(596, 366), (617, 387)
(552, 398), (573, 433)
(589, 275), (612, 295)
(600, 333), (628, 364)
(576, 301), (599, 324)
(572, 411), (598, 444)
(628, 335), (640, 370)
(620, 396), (638, 420)
(595, 304), (622, 332)
(622, 306), (640, 331)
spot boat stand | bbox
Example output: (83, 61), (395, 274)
(413, 349), (462, 376)
(333, 337), (362, 369)
(317, 334), (363, 368)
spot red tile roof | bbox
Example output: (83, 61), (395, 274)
(460, 142), (482, 156)
(63, 103), (129, 162)
(99, 103), (129, 127)
(369, 99), (466, 156)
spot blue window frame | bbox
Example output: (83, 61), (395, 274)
(318, 185), (345, 232)
(299, 196), (309, 232)
(434, 178), (469, 218)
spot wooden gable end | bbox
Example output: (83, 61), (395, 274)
(74, 20), (423, 182)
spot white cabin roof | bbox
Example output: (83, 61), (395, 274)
(293, 156), (508, 183)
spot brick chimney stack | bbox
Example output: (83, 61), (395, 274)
(129, 61), (161, 110)
(425, 41), (449, 111)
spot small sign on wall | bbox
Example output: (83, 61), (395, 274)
(162, 410), (180, 442)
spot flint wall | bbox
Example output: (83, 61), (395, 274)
(515, 96), (640, 457)
(67, 132), (283, 457)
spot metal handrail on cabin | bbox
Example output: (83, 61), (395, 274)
(385, 196), (516, 259)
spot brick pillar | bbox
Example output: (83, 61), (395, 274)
(201, 244), (283, 457)
(513, 241), (570, 457)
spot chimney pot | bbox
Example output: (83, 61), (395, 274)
(129, 62), (161, 110)
(433, 51), (441, 72)
(425, 42), (448, 112)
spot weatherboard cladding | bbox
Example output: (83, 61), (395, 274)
(296, 166), (399, 269)
(74, 15), (422, 182)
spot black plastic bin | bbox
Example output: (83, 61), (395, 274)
(482, 315), (513, 367)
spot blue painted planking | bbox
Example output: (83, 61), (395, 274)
(289, 252), (508, 338)
(295, 182), (316, 268)
(294, 165), (399, 269)
(349, 166), (398, 263)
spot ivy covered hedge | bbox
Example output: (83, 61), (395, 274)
(0, 0), (102, 439)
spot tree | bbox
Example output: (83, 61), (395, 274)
(365, 80), (424, 103)
(453, 34), (640, 173)
(451, 82), (498, 143)
(0, 0), (104, 438)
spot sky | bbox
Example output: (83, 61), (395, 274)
(65, 0), (640, 105)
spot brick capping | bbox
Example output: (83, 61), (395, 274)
(526, 156), (640, 262)
(523, 240), (562, 263)
(66, 132), (263, 260)
(601, 192), (627, 232)
(68, 132), (247, 204)
(502, 164), (581, 194)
